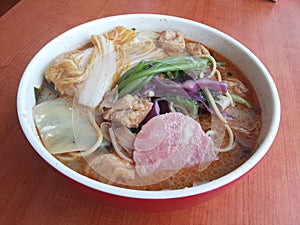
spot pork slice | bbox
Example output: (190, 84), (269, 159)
(185, 120), (216, 170)
(133, 112), (216, 178)
(133, 116), (166, 151)
(133, 112), (187, 177)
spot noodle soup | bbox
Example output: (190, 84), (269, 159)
(32, 26), (261, 190)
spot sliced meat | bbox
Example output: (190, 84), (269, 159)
(133, 112), (216, 178)
(185, 121), (216, 171)
(134, 116), (166, 151)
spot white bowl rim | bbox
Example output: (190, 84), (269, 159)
(17, 13), (281, 200)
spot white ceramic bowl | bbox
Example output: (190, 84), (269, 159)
(17, 14), (280, 211)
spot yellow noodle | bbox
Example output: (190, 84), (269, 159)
(199, 54), (217, 78)
(72, 110), (103, 157)
(215, 69), (235, 107)
(217, 124), (235, 152)
(203, 87), (227, 124)
(206, 124), (235, 153)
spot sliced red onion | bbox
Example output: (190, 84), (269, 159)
(149, 75), (227, 96)
(150, 76), (191, 98)
(182, 78), (227, 93)
(138, 75), (227, 115)
(143, 98), (172, 123)
(187, 91), (212, 113)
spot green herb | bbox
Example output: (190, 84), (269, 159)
(211, 90), (220, 101)
(118, 60), (147, 83)
(216, 62), (227, 66)
(164, 70), (185, 79)
(34, 87), (41, 104)
(207, 61), (227, 66)
(198, 89), (220, 105)
(231, 94), (252, 108)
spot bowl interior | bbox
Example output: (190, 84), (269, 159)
(17, 14), (280, 199)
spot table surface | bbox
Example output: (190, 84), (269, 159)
(1, 0), (299, 224)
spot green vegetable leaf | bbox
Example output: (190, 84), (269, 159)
(165, 96), (199, 118)
(118, 76), (153, 98)
(118, 56), (209, 95)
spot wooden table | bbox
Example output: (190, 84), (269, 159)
(1, 0), (299, 224)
